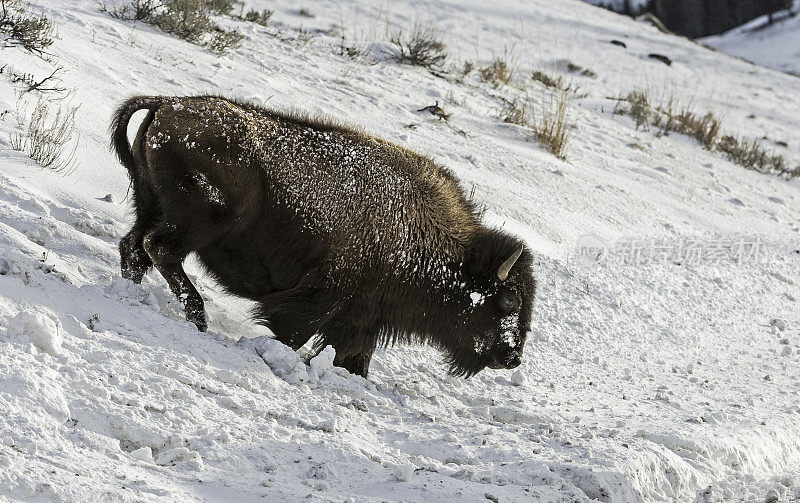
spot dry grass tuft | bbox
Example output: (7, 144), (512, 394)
(614, 88), (798, 177)
(10, 98), (79, 174)
(532, 87), (574, 160)
(718, 135), (798, 177)
(614, 89), (720, 149)
(531, 70), (565, 90)
(479, 58), (513, 87)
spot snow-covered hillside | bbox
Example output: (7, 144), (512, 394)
(1, 1), (800, 502)
(702, 6), (800, 77)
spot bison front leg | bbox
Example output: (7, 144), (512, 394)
(142, 228), (207, 332)
(319, 320), (378, 378)
(334, 350), (376, 378)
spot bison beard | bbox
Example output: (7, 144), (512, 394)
(111, 95), (536, 378)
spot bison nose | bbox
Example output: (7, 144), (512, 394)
(506, 354), (522, 369)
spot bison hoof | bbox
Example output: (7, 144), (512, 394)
(121, 265), (146, 284)
(187, 311), (207, 332)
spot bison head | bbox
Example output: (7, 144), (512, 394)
(445, 230), (536, 377)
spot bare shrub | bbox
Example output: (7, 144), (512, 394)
(279, 26), (316, 48)
(207, 26), (242, 54)
(107, 0), (158, 21)
(204, 0), (233, 16)
(105, 0), (243, 54)
(1, 0), (54, 55)
(532, 87), (574, 160)
(389, 19), (448, 72)
(10, 98), (79, 174)
(298, 7), (315, 18)
(479, 58), (513, 87)
(9, 66), (66, 94)
(242, 8), (272, 26)
(155, 0), (213, 43)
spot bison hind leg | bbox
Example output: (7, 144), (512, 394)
(142, 226), (207, 332)
(119, 230), (153, 283)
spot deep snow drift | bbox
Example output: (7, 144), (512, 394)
(1, 1), (799, 502)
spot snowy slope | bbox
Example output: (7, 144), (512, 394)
(702, 6), (800, 77)
(1, 1), (800, 502)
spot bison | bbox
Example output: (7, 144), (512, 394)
(111, 95), (536, 378)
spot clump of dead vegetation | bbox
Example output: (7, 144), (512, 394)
(388, 18), (448, 72)
(614, 89), (721, 149)
(531, 70), (565, 90)
(479, 57), (513, 88)
(614, 88), (798, 177)
(1, 0), (55, 55)
(717, 135), (797, 177)
(240, 8), (272, 26)
(101, 0), (243, 54)
(561, 60), (597, 79)
(496, 87), (576, 160)
(10, 97), (80, 174)
(532, 86), (575, 160)
(499, 97), (527, 126)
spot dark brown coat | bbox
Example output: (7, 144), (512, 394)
(111, 95), (536, 377)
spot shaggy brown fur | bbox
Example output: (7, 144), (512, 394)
(111, 95), (536, 378)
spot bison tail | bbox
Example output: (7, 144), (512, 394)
(109, 96), (170, 179)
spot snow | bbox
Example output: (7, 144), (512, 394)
(0, 0), (799, 501)
(8, 308), (63, 356)
(702, 3), (800, 77)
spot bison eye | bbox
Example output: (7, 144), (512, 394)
(498, 290), (518, 313)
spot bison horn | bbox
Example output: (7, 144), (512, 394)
(497, 245), (524, 281)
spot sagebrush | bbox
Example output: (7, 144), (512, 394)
(10, 98), (79, 174)
(480, 58), (513, 88)
(389, 19), (448, 72)
(0, 0), (54, 54)
(103, 0), (242, 54)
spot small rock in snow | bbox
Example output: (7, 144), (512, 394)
(10, 309), (63, 356)
(510, 369), (526, 386)
(781, 346), (793, 357)
(393, 462), (414, 482)
(130, 446), (154, 463)
(764, 488), (780, 503)
(770, 318), (788, 331)
(156, 447), (203, 470)
(317, 417), (337, 432)
(102, 194), (115, 203)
